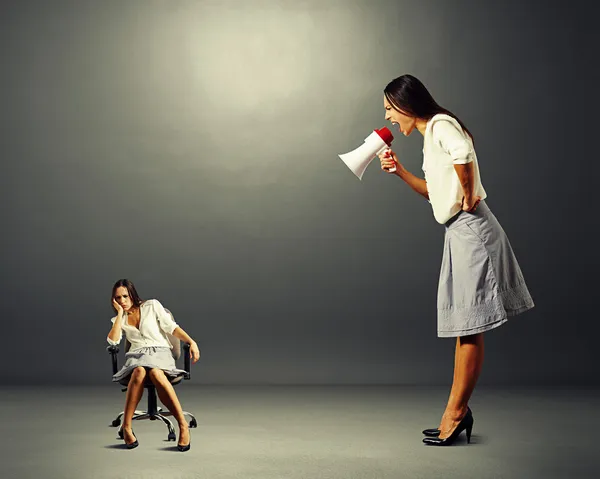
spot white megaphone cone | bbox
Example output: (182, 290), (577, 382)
(338, 127), (395, 180)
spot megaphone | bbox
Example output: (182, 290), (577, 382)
(338, 127), (395, 180)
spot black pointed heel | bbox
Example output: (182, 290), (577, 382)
(124, 429), (139, 449)
(177, 429), (191, 452)
(177, 440), (191, 452)
(423, 411), (474, 446)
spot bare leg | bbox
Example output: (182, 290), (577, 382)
(122, 367), (147, 444)
(148, 368), (189, 446)
(438, 337), (461, 429)
(439, 333), (484, 439)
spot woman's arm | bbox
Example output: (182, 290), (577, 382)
(107, 299), (124, 344)
(454, 162), (481, 211)
(433, 120), (480, 210)
(379, 149), (429, 200)
(396, 165), (429, 200)
(172, 326), (194, 345)
(152, 299), (200, 362)
(172, 327), (200, 363)
(454, 162), (476, 204)
(107, 312), (124, 344)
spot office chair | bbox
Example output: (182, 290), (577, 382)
(107, 309), (198, 441)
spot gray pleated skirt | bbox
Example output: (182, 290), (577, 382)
(437, 200), (534, 337)
(112, 346), (187, 386)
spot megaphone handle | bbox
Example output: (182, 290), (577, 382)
(379, 146), (396, 173)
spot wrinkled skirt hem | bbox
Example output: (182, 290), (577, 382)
(437, 316), (508, 338)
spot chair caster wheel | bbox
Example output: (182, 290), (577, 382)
(189, 419), (197, 428)
(112, 419), (121, 427)
(168, 432), (176, 441)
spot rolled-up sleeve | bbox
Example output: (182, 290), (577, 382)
(432, 120), (473, 164)
(153, 299), (179, 335)
(107, 316), (122, 345)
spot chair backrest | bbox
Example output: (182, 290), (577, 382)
(124, 307), (181, 360)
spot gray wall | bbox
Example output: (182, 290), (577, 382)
(1, 0), (596, 385)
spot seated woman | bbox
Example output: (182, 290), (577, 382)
(107, 278), (200, 451)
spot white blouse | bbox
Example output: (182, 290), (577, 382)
(106, 299), (179, 351)
(422, 114), (487, 224)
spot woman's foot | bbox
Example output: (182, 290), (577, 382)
(122, 426), (139, 449)
(423, 409), (473, 446)
(177, 423), (191, 452)
(423, 406), (472, 437)
(438, 407), (469, 439)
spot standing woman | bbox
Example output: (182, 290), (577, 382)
(107, 279), (200, 451)
(379, 74), (534, 446)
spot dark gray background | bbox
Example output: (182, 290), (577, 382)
(1, 0), (596, 386)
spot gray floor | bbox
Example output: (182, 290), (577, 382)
(1, 385), (598, 479)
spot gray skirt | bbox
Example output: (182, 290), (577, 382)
(112, 346), (187, 385)
(437, 200), (534, 337)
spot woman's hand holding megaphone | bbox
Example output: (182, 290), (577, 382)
(379, 148), (401, 175)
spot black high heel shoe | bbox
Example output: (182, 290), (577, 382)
(422, 407), (472, 437)
(177, 429), (191, 452)
(177, 440), (191, 452)
(423, 410), (474, 446)
(177, 441), (191, 452)
(123, 429), (139, 449)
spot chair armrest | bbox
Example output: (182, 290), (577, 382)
(107, 345), (119, 375)
(183, 342), (191, 380)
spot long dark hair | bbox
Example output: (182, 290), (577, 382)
(384, 74), (473, 142)
(111, 278), (143, 312)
